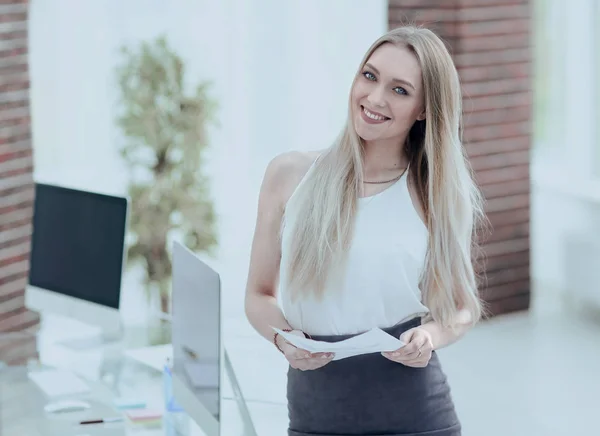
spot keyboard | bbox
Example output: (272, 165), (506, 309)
(28, 369), (90, 397)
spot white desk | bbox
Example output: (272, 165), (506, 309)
(0, 325), (257, 436)
(1, 364), (259, 436)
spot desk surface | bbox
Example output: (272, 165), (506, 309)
(0, 365), (162, 436)
(0, 322), (257, 436)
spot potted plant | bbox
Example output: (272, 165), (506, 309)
(115, 36), (218, 315)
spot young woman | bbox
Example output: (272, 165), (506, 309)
(245, 25), (486, 436)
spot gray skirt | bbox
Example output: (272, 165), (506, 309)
(287, 317), (461, 436)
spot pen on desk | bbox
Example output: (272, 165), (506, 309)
(79, 416), (124, 425)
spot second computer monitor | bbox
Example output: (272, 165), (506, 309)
(171, 241), (221, 436)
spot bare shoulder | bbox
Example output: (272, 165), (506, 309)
(266, 150), (321, 179)
(262, 150), (323, 207)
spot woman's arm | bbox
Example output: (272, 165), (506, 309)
(244, 152), (309, 343)
(383, 308), (474, 367)
(419, 308), (473, 350)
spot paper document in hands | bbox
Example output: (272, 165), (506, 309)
(272, 327), (405, 360)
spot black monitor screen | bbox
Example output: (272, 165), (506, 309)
(28, 183), (128, 309)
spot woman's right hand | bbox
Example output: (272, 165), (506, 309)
(277, 330), (335, 371)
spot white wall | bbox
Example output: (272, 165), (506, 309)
(28, 0), (388, 322)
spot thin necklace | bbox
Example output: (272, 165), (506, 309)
(363, 167), (408, 184)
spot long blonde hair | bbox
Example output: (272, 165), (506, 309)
(283, 26), (487, 329)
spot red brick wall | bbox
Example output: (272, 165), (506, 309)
(389, 0), (532, 316)
(0, 0), (39, 364)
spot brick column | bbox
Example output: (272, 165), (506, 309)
(389, 0), (532, 316)
(0, 0), (39, 364)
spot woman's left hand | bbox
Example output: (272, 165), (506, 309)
(382, 327), (434, 368)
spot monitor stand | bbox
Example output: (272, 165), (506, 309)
(224, 349), (258, 436)
(27, 286), (125, 353)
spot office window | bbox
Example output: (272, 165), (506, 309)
(594, 1), (600, 179)
(532, 0), (566, 163)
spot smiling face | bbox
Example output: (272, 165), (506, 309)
(351, 43), (426, 143)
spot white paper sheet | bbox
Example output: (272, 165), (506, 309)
(272, 327), (405, 361)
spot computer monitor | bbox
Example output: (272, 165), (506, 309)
(25, 182), (128, 337)
(171, 241), (221, 435)
(155, 242), (258, 435)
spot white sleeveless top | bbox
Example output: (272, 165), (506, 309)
(278, 159), (431, 336)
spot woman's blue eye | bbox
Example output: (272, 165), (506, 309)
(362, 71), (408, 96)
(362, 71), (376, 81)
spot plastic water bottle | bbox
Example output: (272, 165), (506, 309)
(163, 358), (188, 435)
